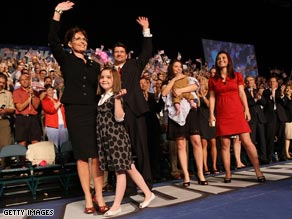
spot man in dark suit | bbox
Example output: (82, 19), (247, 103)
(113, 16), (153, 196)
(262, 76), (288, 162)
(140, 76), (164, 181)
(245, 75), (268, 164)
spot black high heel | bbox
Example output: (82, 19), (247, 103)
(212, 168), (220, 174)
(197, 174), (208, 185)
(257, 175), (266, 182)
(183, 182), (190, 187)
(198, 179), (208, 185)
(224, 178), (231, 183)
(203, 169), (211, 175)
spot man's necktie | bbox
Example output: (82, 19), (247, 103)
(117, 66), (121, 79)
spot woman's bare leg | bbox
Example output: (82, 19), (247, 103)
(239, 133), (263, 177)
(220, 137), (231, 179)
(190, 135), (205, 181)
(77, 159), (93, 208)
(176, 137), (189, 183)
(91, 157), (106, 206)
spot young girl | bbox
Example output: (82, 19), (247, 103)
(96, 67), (155, 217)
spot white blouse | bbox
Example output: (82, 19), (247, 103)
(98, 91), (114, 106)
(98, 91), (125, 122)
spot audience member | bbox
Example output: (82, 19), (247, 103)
(41, 84), (68, 149)
(12, 73), (42, 168)
(140, 76), (164, 181)
(245, 75), (268, 164)
(262, 76), (287, 162)
(0, 73), (16, 168)
(281, 84), (292, 160)
(197, 75), (218, 174)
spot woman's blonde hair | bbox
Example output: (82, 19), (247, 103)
(197, 75), (209, 90)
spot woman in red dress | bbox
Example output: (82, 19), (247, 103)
(208, 50), (265, 183)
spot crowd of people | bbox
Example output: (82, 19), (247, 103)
(1, 0), (292, 217)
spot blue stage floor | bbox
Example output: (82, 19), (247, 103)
(1, 161), (292, 219)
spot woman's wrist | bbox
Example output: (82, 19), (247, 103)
(55, 8), (63, 14)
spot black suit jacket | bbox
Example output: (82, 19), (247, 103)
(282, 96), (292, 122)
(120, 37), (152, 117)
(245, 87), (267, 123)
(48, 20), (100, 105)
(262, 88), (288, 122)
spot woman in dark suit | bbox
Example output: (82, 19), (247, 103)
(48, 1), (108, 214)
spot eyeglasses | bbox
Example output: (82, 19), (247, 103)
(72, 37), (88, 42)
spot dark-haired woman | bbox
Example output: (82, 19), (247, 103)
(48, 1), (108, 214)
(208, 50), (265, 183)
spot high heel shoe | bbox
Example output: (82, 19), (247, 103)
(104, 207), (122, 217)
(93, 195), (110, 213)
(84, 206), (95, 214)
(203, 169), (211, 175)
(212, 168), (220, 174)
(198, 179), (208, 185)
(182, 182), (190, 187)
(224, 178), (231, 183)
(197, 174), (208, 185)
(257, 175), (266, 182)
(139, 193), (156, 208)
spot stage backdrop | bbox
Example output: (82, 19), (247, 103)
(202, 39), (258, 78)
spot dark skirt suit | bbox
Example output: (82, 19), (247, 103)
(65, 104), (98, 159)
(49, 19), (100, 160)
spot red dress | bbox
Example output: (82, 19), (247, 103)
(208, 72), (251, 137)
